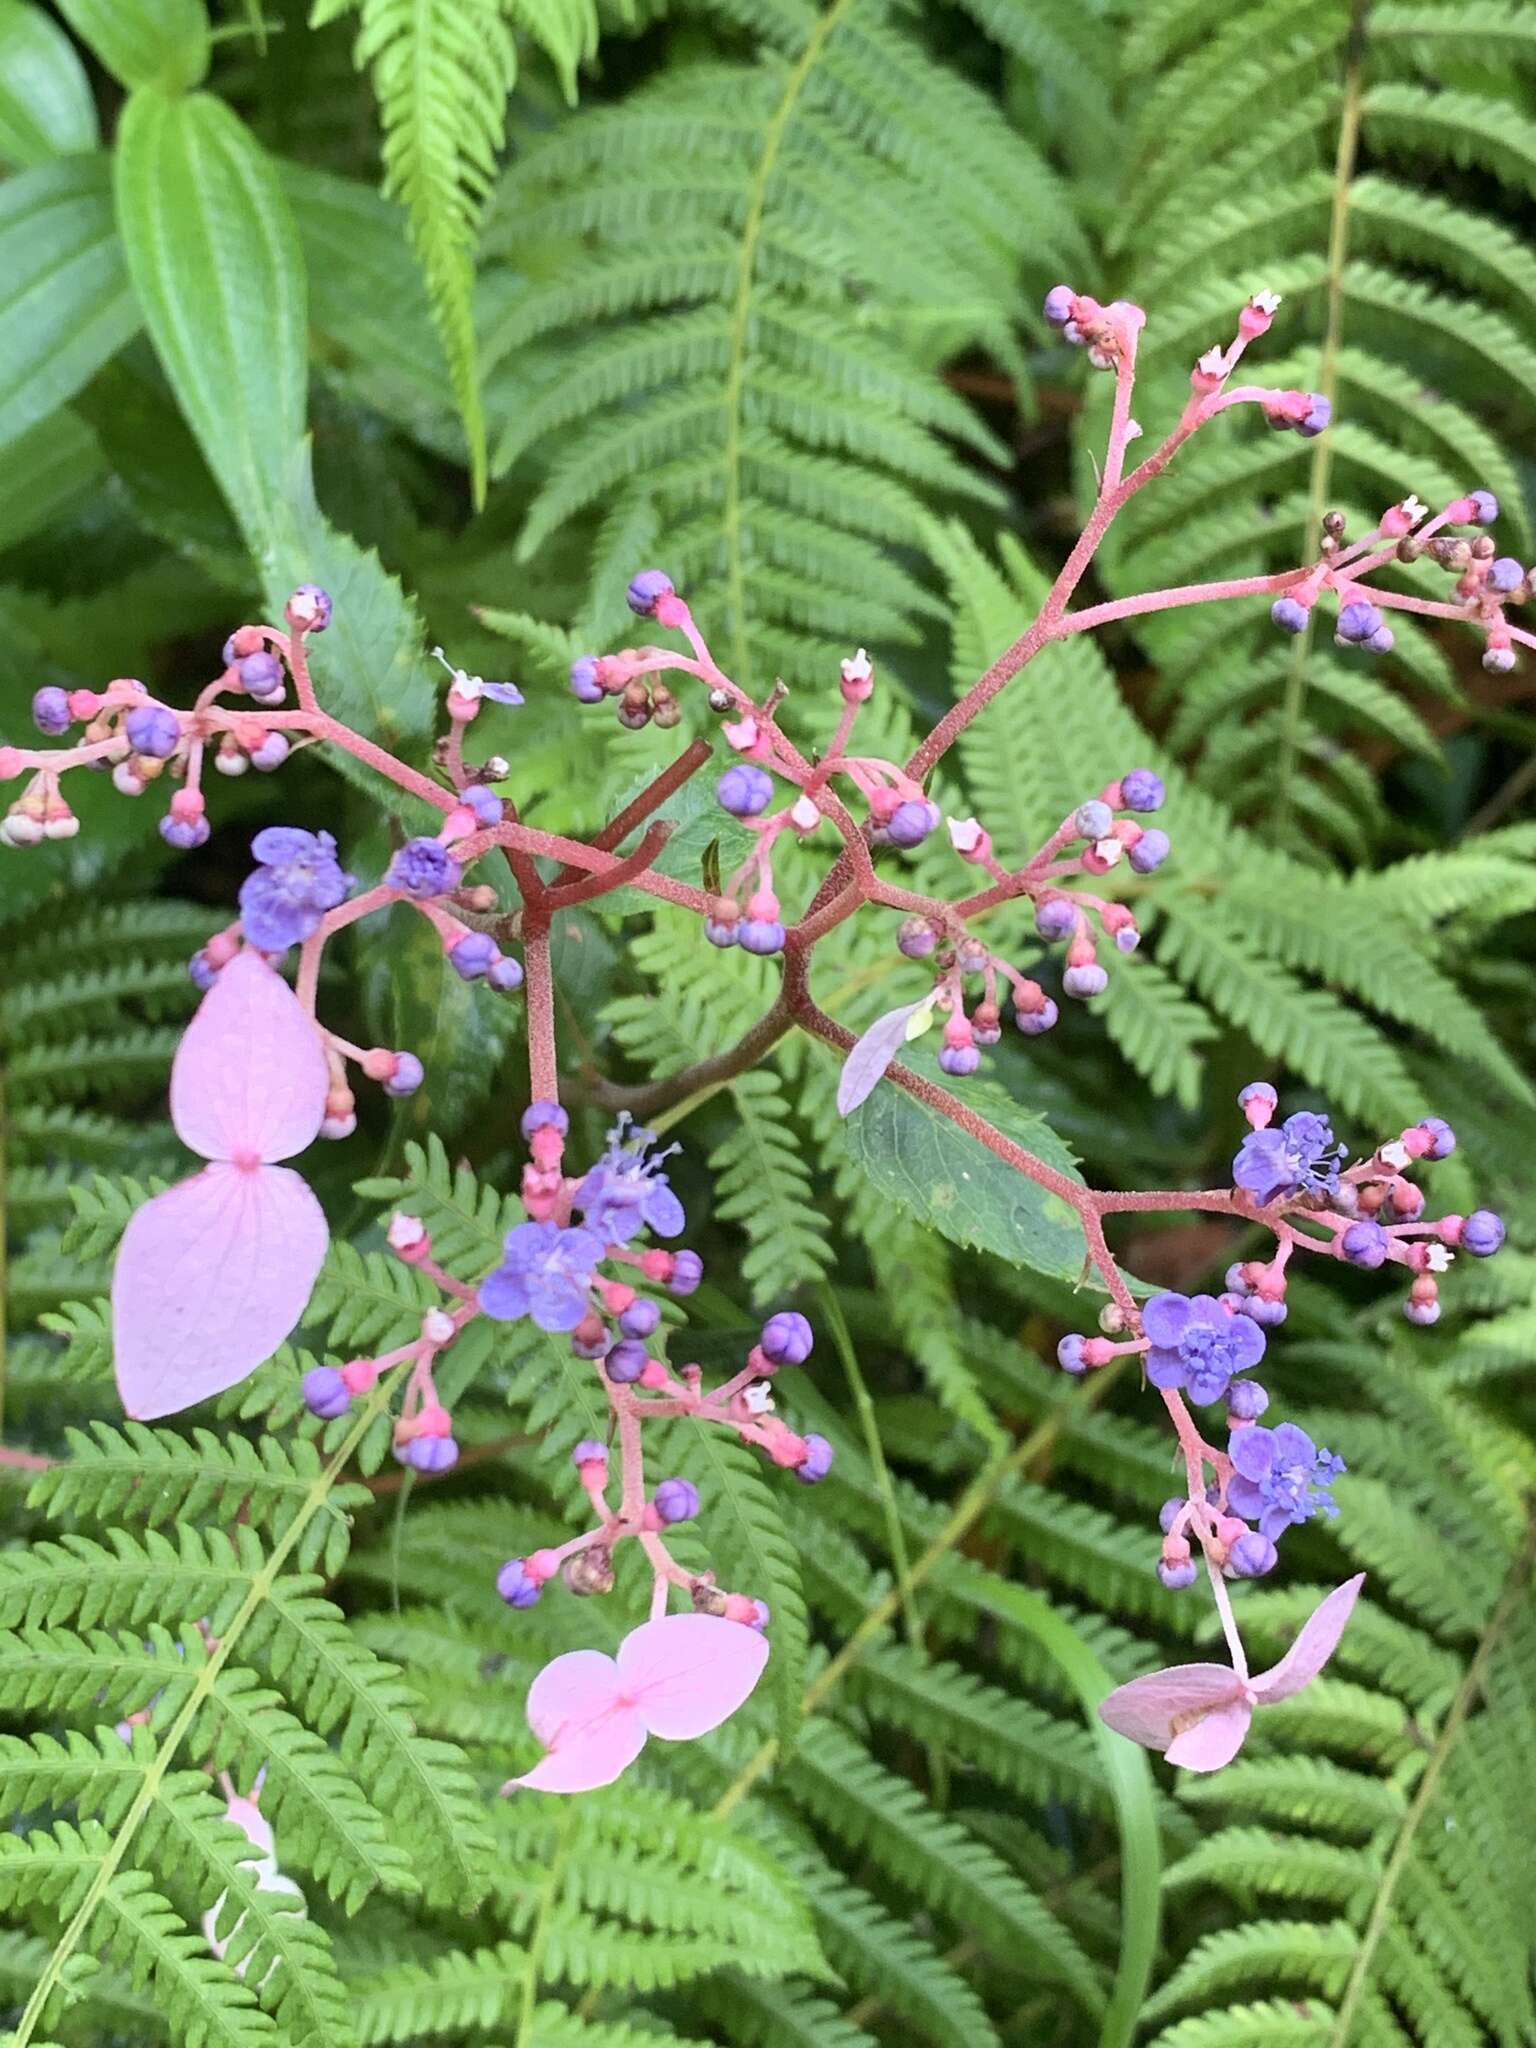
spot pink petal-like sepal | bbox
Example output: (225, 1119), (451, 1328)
(1164, 1697), (1253, 1771)
(505, 1614), (771, 1796)
(1251, 1573), (1366, 1703)
(1097, 1662), (1244, 1751)
(170, 950), (327, 1164)
(112, 1163), (328, 1419)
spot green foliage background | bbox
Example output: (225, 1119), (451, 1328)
(1, 1), (1535, 2044)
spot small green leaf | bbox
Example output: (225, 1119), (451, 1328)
(0, 156), (138, 451)
(842, 1049), (1090, 1284)
(55, 0), (209, 92)
(0, 0), (98, 166)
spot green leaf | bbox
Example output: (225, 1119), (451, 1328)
(841, 1049), (1090, 1284)
(54, 0), (209, 92)
(0, 409), (103, 553)
(113, 90), (305, 544)
(0, 0), (98, 166)
(0, 156), (138, 451)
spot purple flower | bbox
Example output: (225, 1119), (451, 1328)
(488, 955), (524, 993)
(302, 1366), (350, 1419)
(1158, 1559), (1198, 1590)
(461, 785), (504, 826)
(238, 827), (354, 951)
(400, 1435), (459, 1472)
(654, 1478), (699, 1524)
(1128, 829), (1169, 874)
(627, 569), (675, 617)
(1228, 1531), (1278, 1577)
(898, 918), (937, 958)
(160, 816), (210, 851)
(604, 1340), (648, 1384)
(887, 799), (939, 848)
(1271, 596), (1308, 634)
(1227, 1422), (1344, 1539)
(795, 1433), (833, 1484)
(480, 1220), (606, 1330)
(669, 1249), (703, 1295)
(496, 1557), (541, 1608)
(450, 932), (497, 981)
(1227, 1379), (1269, 1421)
(32, 687), (71, 736)
(718, 764), (774, 816)
(1336, 601), (1382, 644)
(1233, 1111), (1344, 1205)
(620, 1298), (660, 1339)
(738, 919), (786, 955)
(575, 1118), (685, 1243)
(1043, 284), (1076, 326)
(384, 1052), (424, 1098)
(1419, 1116), (1455, 1159)
(761, 1311), (813, 1366)
(1488, 556), (1524, 595)
(239, 652), (284, 699)
(521, 1101), (568, 1141)
(387, 837), (462, 899)
(1468, 490), (1499, 524)
(1121, 769), (1165, 813)
(939, 1043), (980, 1076)
(1143, 1292), (1266, 1406)
(1462, 1209), (1505, 1257)
(1341, 1220), (1388, 1269)
(1016, 997), (1058, 1035)
(573, 1440), (608, 1467)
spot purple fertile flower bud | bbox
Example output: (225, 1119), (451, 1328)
(1035, 897), (1078, 942)
(239, 652), (283, 697)
(1158, 1498), (1186, 1534)
(1404, 1298), (1441, 1326)
(250, 733), (290, 771)
(1483, 644), (1516, 675)
(1225, 1261), (1254, 1294)
(496, 1557), (542, 1608)
(1016, 997), (1058, 1035)
(450, 932), (497, 981)
(795, 1433), (833, 1484)
(717, 764), (774, 816)
(1057, 1333), (1088, 1374)
(747, 1600), (770, 1631)
(1468, 490), (1499, 524)
(1218, 1291), (1249, 1316)
(1270, 596), (1309, 634)
(31, 687), (71, 736)
(401, 1434), (459, 1472)
(1075, 799), (1113, 841)
(654, 1478), (700, 1524)
(627, 569), (675, 617)
(570, 657), (604, 704)
(384, 1052), (424, 1098)
(239, 826), (355, 951)
(738, 919), (786, 955)
(159, 815), (210, 851)
(1488, 556), (1524, 594)
(1245, 1295), (1288, 1327)
(1365, 626), (1395, 655)
(1228, 1531), (1278, 1578)
(1341, 1219), (1389, 1269)
(705, 918), (739, 948)
(620, 1298), (660, 1339)
(898, 917), (937, 958)
(669, 1249), (704, 1296)
(461, 784), (503, 827)
(1128, 828), (1169, 874)
(604, 1340), (648, 1384)
(571, 1325), (610, 1359)
(386, 838), (462, 899)
(1239, 1080), (1278, 1118)
(302, 1365), (350, 1419)
(1227, 1379), (1269, 1421)
(761, 1311), (813, 1366)
(1120, 769), (1165, 812)
(488, 955), (524, 993)
(1157, 1559), (1198, 1590)
(1419, 1116), (1455, 1159)
(1043, 284), (1076, 326)
(573, 1439), (608, 1467)
(939, 1043), (980, 1076)
(188, 950), (218, 992)
(289, 585), (332, 632)
(1336, 600), (1382, 644)
(887, 799), (939, 848)
(1298, 395), (1331, 436)
(1462, 1209), (1505, 1257)
(1114, 928), (1140, 954)
(521, 1101), (569, 1140)
(1063, 963), (1108, 999)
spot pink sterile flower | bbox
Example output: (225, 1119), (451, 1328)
(504, 1612), (770, 1795)
(111, 950), (329, 1419)
(1098, 1573), (1364, 1772)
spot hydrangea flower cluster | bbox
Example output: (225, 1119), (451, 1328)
(11, 279), (1519, 1784)
(1054, 1083), (1503, 1608)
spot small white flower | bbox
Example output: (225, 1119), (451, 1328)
(423, 1307), (455, 1346)
(1378, 1140), (1411, 1171)
(790, 793), (821, 832)
(947, 816), (985, 855)
(389, 1212), (426, 1253)
(840, 648), (873, 686)
(1093, 836), (1124, 868)
(1197, 345), (1226, 381)
(1424, 1243), (1453, 1273)
(743, 1381), (775, 1416)
(1251, 290), (1282, 316)
(1400, 495), (1428, 526)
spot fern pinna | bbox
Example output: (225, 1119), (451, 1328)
(3, 1), (1536, 2039)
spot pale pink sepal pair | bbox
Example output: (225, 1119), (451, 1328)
(505, 1612), (770, 1795)
(1098, 1573), (1365, 1771)
(112, 951), (330, 1420)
